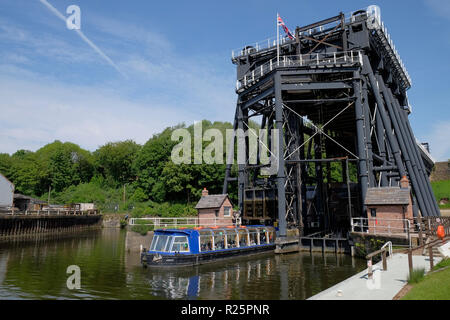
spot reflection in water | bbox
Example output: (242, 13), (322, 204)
(0, 229), (365, 300)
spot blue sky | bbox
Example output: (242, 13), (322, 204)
(0, 0), (449, 161)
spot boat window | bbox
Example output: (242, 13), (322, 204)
(258, 228), (268, 244)
(165, 236), (174, 252)
(238, 229), (248, 247)
(213, 230), (226, 250)
(150, 235), (158, 251)
(152, 234), (171, 252)
(171, 236), (189, 252)
(248, 227), (259, 245)
(267, 227), (275, 244)
(199, 230), (213, 252)
(200, 235), (213, 251)
(225, 229), (238, 248)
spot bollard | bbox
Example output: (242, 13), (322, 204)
(382, 250), (387, 271)
(367, 259), (373, 279)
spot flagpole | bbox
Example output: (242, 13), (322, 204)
(277, 13), (280, 66)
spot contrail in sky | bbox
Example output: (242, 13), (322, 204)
(39, 0), (127, 78)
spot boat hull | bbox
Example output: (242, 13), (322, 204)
(141, 244), (275, 267)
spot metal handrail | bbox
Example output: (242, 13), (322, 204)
(381, 241), (393, 258)
(2, 209), (99, 216)
(366, 246), (390, 278)
(351, 217), (412, 248)
(231, 7), (369, 59)
(129, 217), (237, 228)
(236, 50), (363, 91)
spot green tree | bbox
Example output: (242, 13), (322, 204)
(94, 140), (141, 187)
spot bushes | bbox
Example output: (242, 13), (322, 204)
(130, 201), (196, 218)
(131, 225), (154, 236)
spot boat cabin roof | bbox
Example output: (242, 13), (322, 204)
(154, 225), (275, 236)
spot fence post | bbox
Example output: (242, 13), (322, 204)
(419, 219), (423, 246)
(429, 246), (434, 269)
(408, 249), (413, 275)
(382, 250), (387, 271)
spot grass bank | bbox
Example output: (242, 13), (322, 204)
(401, 258), (450, 300)
(431, 180), (450, 209)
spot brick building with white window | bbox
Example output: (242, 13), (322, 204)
(195, 188), (234, 227)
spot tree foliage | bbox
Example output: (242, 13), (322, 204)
(0, 121), (236, 215)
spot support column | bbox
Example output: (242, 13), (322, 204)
(237, 103), (246, 216)
(353, 71), (369, 217)
(374, 109), (389, 186)
(377, 77), (433, 217)
(362, 79), (375, 187)
(387, 88), (440, 216)
(223, 107), (238, 194)
(362, 55), (406, 179)
(275, 73), (287, 237)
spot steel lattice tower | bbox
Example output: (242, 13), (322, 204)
(223, 5), (440, 238)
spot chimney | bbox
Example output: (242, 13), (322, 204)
(400, 176), (409, 189)
(202, 188), (209, 197)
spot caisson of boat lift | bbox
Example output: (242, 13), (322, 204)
(222, 5), (440, 252)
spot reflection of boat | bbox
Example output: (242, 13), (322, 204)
(141, 225), (276, 267)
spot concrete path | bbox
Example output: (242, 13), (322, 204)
(308, 253), (442, 300)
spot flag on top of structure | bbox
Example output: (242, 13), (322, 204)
(277, 14), (294, 40)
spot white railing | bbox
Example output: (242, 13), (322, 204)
(351, 217), (412, 247)
(129, 217), (237, 228)
(351, 217), (411, 234)
(231, 7), (370, 60)
(381, 241), (393, 258)
(1, 209), (98, 216)
(231, 35), (289, 60)
(365, 5), (411, 89)
(236, 50), (363, 91)
(231, 5), (411, 90)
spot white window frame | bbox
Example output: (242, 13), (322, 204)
(223, 206), (231, 217)
(170, 236), (189, 253)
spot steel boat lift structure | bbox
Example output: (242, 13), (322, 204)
(223, 5), (440, 239)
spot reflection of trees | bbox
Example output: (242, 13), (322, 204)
(1, 235), (366, 299)
(1, 229), (129, 299)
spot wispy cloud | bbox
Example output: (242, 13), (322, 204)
(0, 2), (235, 154)
(424, 0), (450, 20)
(38, 0), (126, 77)
(0, 68), (196, 153)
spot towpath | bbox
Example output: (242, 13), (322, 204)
(308, 253), (441, 300)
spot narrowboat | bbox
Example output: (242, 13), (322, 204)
(140, 225), (276, 267)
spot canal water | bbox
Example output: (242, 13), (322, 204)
(0, 229), (366, 300)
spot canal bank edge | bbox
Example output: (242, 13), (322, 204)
(125, 227), (153, 252)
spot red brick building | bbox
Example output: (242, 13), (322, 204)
(364, 176), (413, 234)
(195, 188), (234, 227)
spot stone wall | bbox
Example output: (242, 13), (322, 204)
(102, 213), (126, 228)
(430, 161), (450, 181)
(125, 227), (153, 252)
